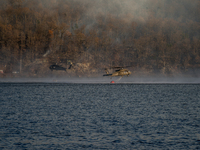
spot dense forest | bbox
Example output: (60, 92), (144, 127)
(0, 0), (200, 77)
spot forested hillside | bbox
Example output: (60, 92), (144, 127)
(0, 0), (200, 77)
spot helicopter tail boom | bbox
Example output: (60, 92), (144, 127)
(103, 74), (113, 76)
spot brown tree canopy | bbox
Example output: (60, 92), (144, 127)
(0, 0), (199, 76)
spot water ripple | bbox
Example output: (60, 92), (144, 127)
(0, 83), (200, 149)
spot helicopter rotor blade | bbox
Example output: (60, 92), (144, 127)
(110, 66), (132, 69)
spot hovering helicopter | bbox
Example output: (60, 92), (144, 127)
(103, 66), (131, 77)
(49, 65), (68, 71)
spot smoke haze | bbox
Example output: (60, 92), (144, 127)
(0, 0), (200, 79)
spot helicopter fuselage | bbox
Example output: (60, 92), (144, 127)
(49, 65), (67, 71)
(103, 69), (131, 77)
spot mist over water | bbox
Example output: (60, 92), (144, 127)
(0, 76), (200, 83)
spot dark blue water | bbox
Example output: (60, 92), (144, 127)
(0, 83), (200, 149)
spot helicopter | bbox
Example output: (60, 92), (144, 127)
(103, 66), (131, 77)
(49, 65), (68, 71)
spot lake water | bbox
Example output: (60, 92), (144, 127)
(0, 82), (200, 149)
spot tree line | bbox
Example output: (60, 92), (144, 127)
(0, 0), (200, 76)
